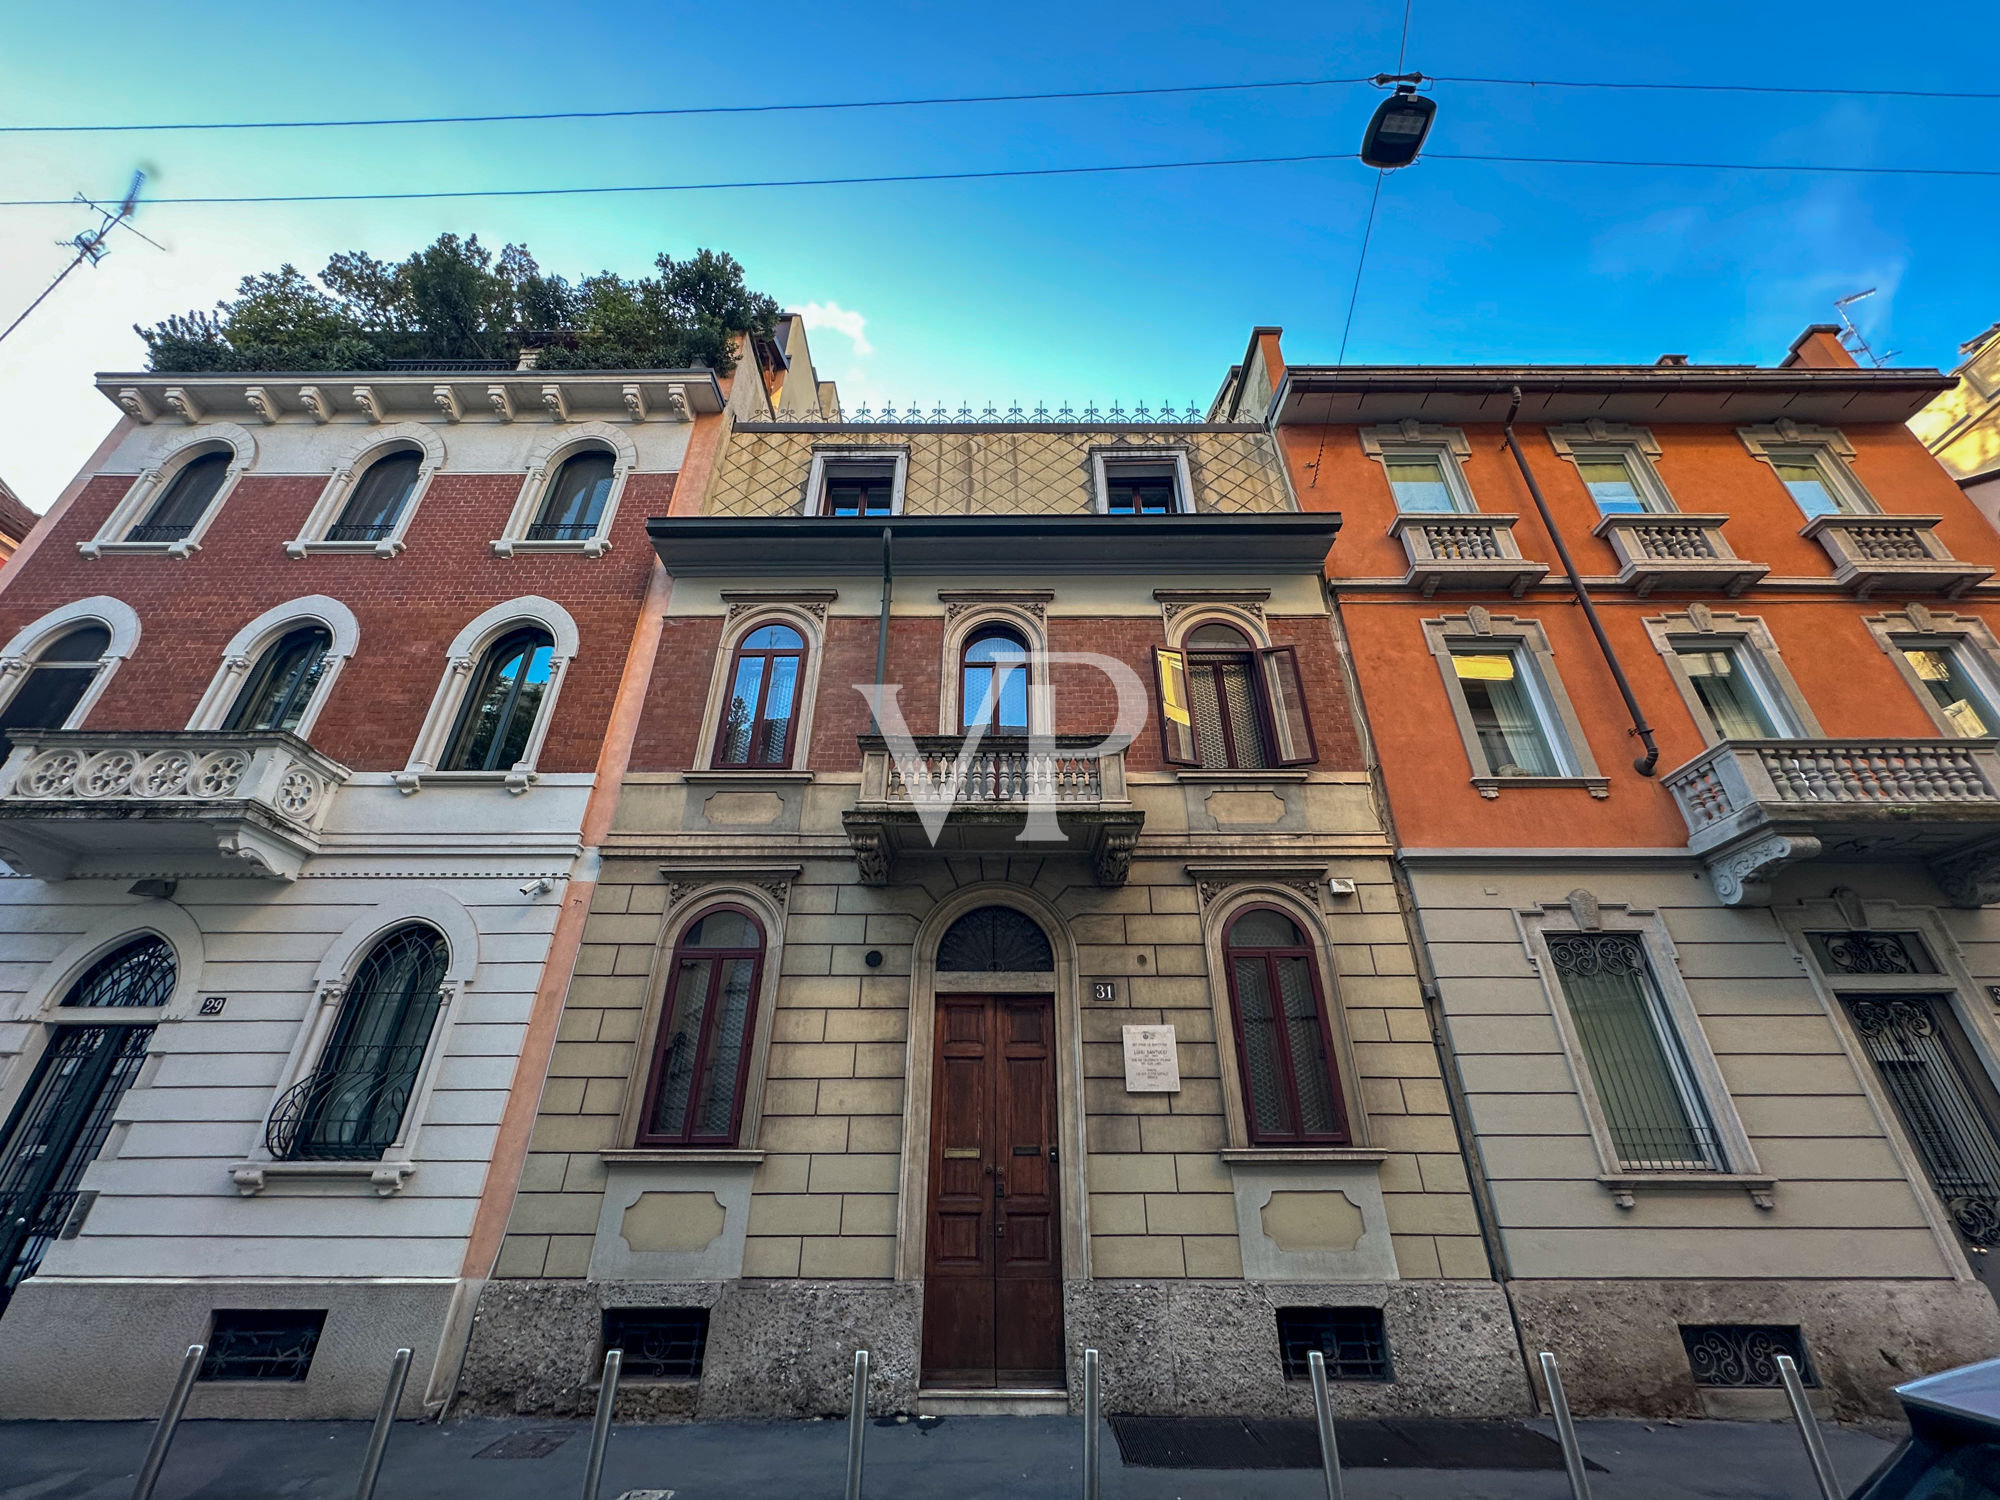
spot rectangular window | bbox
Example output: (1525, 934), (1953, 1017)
(603, 1307), (710, 1380)
(1101, 459), (1184, 514)
(1275, 1307), (1392, 1382)
(1578, 455), (1650, 515)
(1676, 645), (1788, 739)
(1681, 1325), (1814, 1388)
(1153, 644), (1317, 769)
(1904, 647), (1998, 737)
(1773, 455), (1851, 518)
(1384, 455), (1459, 513)
(1450, 649), (1563, 777)
(199, 1309), (328, 1382)
(1806, 930), (1938, 975)
(821, 463), (897, 516)
(1548, 933), (1721, 1171)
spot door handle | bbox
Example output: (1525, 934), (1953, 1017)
(993, 1167), (1007, 1199)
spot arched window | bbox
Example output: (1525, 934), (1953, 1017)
(225, 625), (333, 735)
(714, 623), (805, 768)
(268, 923), (448, 1161)
(1155, 624), (1316, 769)
(528, 451), (616, 541)
(442, 627), (555, 772)
(638, 906), (765, 1146)
(961, 625), (1030, 735)
(0, 623), (110, 758)
(938, 905), (1054, 972)
(127, 451), (229, 543)
(327, 449), (421, 542)
(1224, 906), (1348, 1144)
(58, 934), (176, 1008)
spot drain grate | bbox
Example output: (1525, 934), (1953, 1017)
(472, 1429), (575, 1460)
(1108, 1417), (1602, 1472)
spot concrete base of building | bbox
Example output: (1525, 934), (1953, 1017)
(1065, 1278), (1530, 1418)
(457, 1276), (1530, 1420)
(1507, 1277), (2000, 1422)
(0, 1276), (464, 1419)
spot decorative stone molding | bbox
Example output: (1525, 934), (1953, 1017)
(1566, 889), (1602, 931)
(243, 387), (281, 424)
(658, 862), (802, 912)
(665, 383), (691, 421)
(162, 387), (203, 424)
(297, 386), (335, 424)
(1709, 832), (1823, 906)
(229, 1160), (415, 1197)
(116, 388), (157, 424)
(1187, 861), (1329, 910)
(621, 384), (648, 421)
(1154, 589), (1269, 627)
(487, 385), (516, 422)
(721, 590), (835, 627)
(1929, 842), (2000, 910)
(540, 384), (569, 422)
(939, 590), (1053, 625)
(352, 386), (386, 423)
(432, 386), (462, 422)
(1357, 418), (1472, 459)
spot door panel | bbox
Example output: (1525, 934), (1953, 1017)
(923, 995), (1063, 1387)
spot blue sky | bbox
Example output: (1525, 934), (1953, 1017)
(1, 0), (1994, 507)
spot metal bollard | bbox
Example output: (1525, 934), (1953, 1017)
(1307, 1351), (1345, 1500)
(354, 1347), (413, 1500)
(580, 1347), (622, 1500)
(131, 1344), (204, 1500)
(1082, 1348), (1100, 1500)
(1777, 1354), (1841, 1500)
(845, 1348), (870, 1500)
(1538, 1352), (1593, 1500)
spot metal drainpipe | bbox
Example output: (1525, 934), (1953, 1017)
(873, 525), (893, 732)
(1501, 386), (1660, 777)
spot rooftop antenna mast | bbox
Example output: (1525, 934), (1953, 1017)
(0, 170), (158, 350)
(1833, 289), (1899, 367)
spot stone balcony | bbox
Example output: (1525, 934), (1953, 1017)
(1389, 514), (1549, 597)
(1665, 738), (2000, 906)
(1592, 513), (1768, 597)
(1801, 514), (1990, 597)
(0, 730), (351, 881)
(843, 735), (1142, 886)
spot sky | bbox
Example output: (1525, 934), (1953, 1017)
(0, 1), (1994, 509)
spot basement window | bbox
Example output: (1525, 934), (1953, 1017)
(603, 1307), (711, 1380)
(1681, 1324), (1814, 1388)
(1275, 1307), (1392, 1382)
(199, 1309), (328, 1382)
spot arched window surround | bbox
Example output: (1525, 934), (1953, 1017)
(397, 597), (579, 795)
(695, 605), (828, 772)
(619, 882), (789, 1154)
(493, 425), (640, 558)
(80, 425), (257, 559)
(185, 596), (361, 740)
(0, 596), (141, 745)
(937, 602), (1052, 738)
(235, 891), (479, 1194)
(1199, 885), (1367, 1151)
(286, 425), (446, 559)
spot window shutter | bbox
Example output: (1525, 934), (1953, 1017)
(1257, 646), (1318, 766)
(1154, 647), (1197, 765)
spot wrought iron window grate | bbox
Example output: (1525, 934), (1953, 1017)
(1275, 1307), (1392, 1382)
(122, 522), (196, 543)
(937, 905), (1054, 973)
(1680, 1325), (1814, 1388)
(524, 519), (601, 540)
(324, 522), (395, 541)
(59, 936), (175, 1009)
(199, 1309), (327, 1382)
(603, 1307), (710, 1380)
(1807, 931), (1938, 975)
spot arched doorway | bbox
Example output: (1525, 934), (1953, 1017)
(922, 904), (1064, 1390)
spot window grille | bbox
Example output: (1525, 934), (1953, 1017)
(1275, 1307), (1391, 1382)
(603, 1307), (710, 1380)
(937, 906), (1053, 972)
(1226, 908), (1348, 1145)
(58, 936), (175, 1009)
(639, 908), (764, 1147)
(199, 1309), (327, 1382)
(1681, 1325), (1813, 1388)
(1807, 931), (1937, 976)
(1547, 933), (1721, 1171)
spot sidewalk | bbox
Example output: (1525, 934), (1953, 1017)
(0, 1414), (1901, 1500)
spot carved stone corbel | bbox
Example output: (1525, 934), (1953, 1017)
(540, 385), (569, 423)
(1093, 823), (1142, 888)
(1707, 833), (1821, 906)
(433, 386), (463, 423)
(244, 387), (281, 424)
(622, 384), (648, 422)
(664, 384), (691, 421)
(847, 824), (892, 885)
(294, 387), (332, 424)
(116, 388), (157, 424)
(1929, 841), (2000, 910)
(162, 387), (204, 424)
(487, 385), (516, 422)
(351, 386), (386, 423)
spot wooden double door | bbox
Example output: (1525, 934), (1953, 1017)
(922, 994), (1064, 1388)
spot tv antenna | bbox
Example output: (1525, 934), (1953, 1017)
(0, 171), (160, 349)
(1833, 289), (1899, 368)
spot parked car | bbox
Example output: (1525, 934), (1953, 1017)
(1849, 1357), (2000, 1497)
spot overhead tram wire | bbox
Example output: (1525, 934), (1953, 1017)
(2, 147), (1996, 213)
(2, 71), (1996, 136)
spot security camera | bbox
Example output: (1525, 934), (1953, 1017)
(520, 876), (556, 897)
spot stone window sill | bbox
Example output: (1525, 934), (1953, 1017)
(230, 1160), (415, 1197)
(286, 538), (405, 559)
(682, 769), (816, 783)
(491, 537), (610, 558)
(1174, 769), (1312, 784)
(394, 769), (538, 796)
(1597, 1172), (1776, 1209)
(78, 540), (197, 559)
(600, 1148), (766, 1168)
(1219, 1148), (1388, 1166)
(1471, 775), (1610, 800)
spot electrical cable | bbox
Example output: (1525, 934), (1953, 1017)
(1, 70), (1994, 136)
(1307, 167), (1386, 489)
(1, 146), (1994, 211)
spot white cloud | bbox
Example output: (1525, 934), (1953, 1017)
(799, 300), (872, 356)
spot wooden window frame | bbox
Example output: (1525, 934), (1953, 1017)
(1154, 636), (1317, 769)
(710, 622), (808, 769)
(1091, 448), (1194, 514)
(806, 448), (908, 518)
(440, 626), (558, 773)
(1223, 903), (1351, 1146)
(960, 623), (1034, 736)
(634, 904), (766, 1148)
(1645, 608), (1821, 748)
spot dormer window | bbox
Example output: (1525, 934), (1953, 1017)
(1093, 450), (1192, 514)
(807, 450), (906, 517)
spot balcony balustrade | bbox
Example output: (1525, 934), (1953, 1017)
(1389, 514), (1549, 597)
(1592, 513), (1767, 596)
(1665, 738), (2000, 906)
(1801, 514), (1990, 597)
(0, 730), (351, 881)
(844, 734), (1141, 886)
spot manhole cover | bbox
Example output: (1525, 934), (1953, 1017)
(1108, 1417), (1601, 1472)
(472, 1429), (574, 1460)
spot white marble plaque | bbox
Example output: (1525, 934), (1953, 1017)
(1122, 1024), (1181, 1093)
